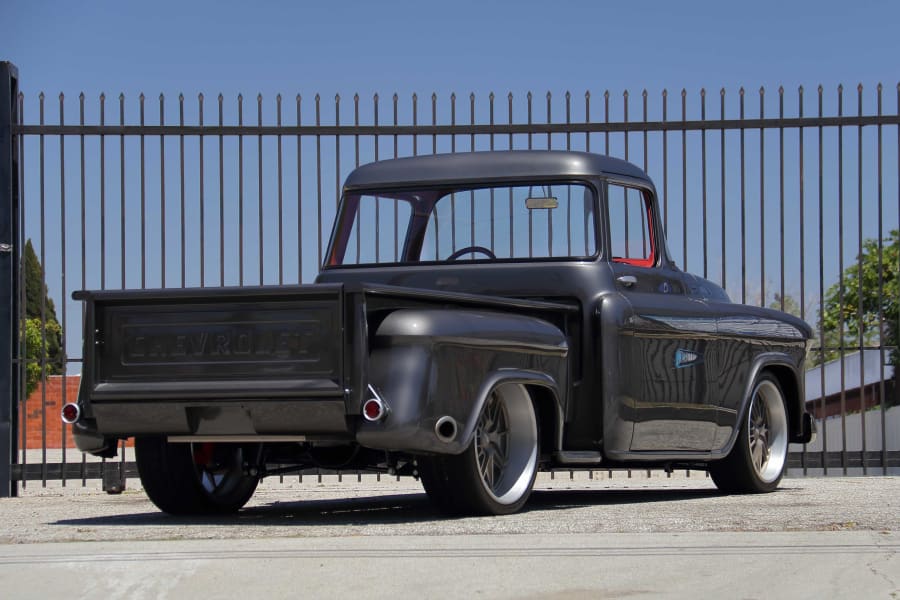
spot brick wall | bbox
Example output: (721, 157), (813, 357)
(21, 375), (81, 449)
(19, 375), (133, 450)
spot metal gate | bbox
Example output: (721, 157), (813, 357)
(2, 60), (898, 495)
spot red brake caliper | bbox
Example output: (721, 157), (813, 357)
(192, 442), (215, 466)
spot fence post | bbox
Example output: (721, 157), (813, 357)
(0, 62), (20, 497)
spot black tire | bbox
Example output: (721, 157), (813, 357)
(135, 437), (259, 515)
(419, 384), (539, 515)
(710, 373), (790, 493)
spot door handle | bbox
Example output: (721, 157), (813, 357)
(617, 275), (637, 287)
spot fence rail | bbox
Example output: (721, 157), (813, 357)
(15, 113), (900, 136)
(3, 60), (899, 495)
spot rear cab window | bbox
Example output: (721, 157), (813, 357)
(327, 182), (599, 266)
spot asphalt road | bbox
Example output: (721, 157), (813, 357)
(2, 473), (898, 598)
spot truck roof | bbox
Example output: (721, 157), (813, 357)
(342, 150), (650, 189)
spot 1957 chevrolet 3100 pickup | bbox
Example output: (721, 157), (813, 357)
(66, 150), (816, 515)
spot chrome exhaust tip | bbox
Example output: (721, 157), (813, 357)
(435, 416), (458, 443)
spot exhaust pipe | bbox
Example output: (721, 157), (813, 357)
(435, 416), (458, 443)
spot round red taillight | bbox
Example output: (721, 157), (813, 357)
(61, 403), (81, 424)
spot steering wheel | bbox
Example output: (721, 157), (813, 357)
(446, 246), (497, 261)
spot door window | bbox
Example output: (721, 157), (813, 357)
(608, 184), (655, 267)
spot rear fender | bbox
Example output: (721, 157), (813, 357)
(456, 370), (564, 452)
(356, 308), (568, 455)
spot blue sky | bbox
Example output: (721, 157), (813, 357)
(7, 0), (899, 100)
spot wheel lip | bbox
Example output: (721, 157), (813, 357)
(473, 384), (538, 506)
(746, 379), (789, 484)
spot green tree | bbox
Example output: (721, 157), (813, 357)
(768, 292), (803, 319)
(21, 239), (64, 396)
(820, 230), (899, 369)
(23, 318), (62, 397)
(24, 239), (57, 320)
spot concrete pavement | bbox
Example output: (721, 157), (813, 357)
(1, 532), (898, 599)
(1, 474), (898, 598)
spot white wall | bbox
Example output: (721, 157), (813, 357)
(788, 405), (900, 476)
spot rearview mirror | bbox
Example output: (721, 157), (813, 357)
(526, 197), (558, 210)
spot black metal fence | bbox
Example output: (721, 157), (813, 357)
(2, 60), (899, 495)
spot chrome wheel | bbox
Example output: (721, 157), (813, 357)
(473, 384), (538, 505)
(418, 382), (540, 515)
(710, 373), (789, 493)
(746, 379), (788, 484)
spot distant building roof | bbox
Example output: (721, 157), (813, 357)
(805, 349), (894, 402)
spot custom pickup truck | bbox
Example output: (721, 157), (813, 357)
(68, 151), (815, 515)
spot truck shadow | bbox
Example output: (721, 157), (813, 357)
(527, 487), (721, 512)
(52, 487), (723, 528)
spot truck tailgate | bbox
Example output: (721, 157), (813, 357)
(76, 284), (345, 402)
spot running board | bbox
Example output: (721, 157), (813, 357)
(554, 451), (604, 465)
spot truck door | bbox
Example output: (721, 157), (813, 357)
(605, 182), (717, 452)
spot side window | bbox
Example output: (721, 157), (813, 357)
(343, 195), (413, 264)
(607, 184), (655, 267)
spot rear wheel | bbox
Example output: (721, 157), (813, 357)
(419, 383), (539, 515)
(135, 437), (259, 515)
(710, 374), (789, 493)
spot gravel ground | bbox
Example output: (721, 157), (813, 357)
(2, 473), (898, 544)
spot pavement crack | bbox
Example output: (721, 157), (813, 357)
(866, 549), (899, 596)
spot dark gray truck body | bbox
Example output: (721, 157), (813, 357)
(71, 151), (815, 514)
(73, 283), (570, 457)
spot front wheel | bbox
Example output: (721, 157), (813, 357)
(135, 437), (259, 515)
(710, 374), (789, 493)
(419, 383), (539, 515)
